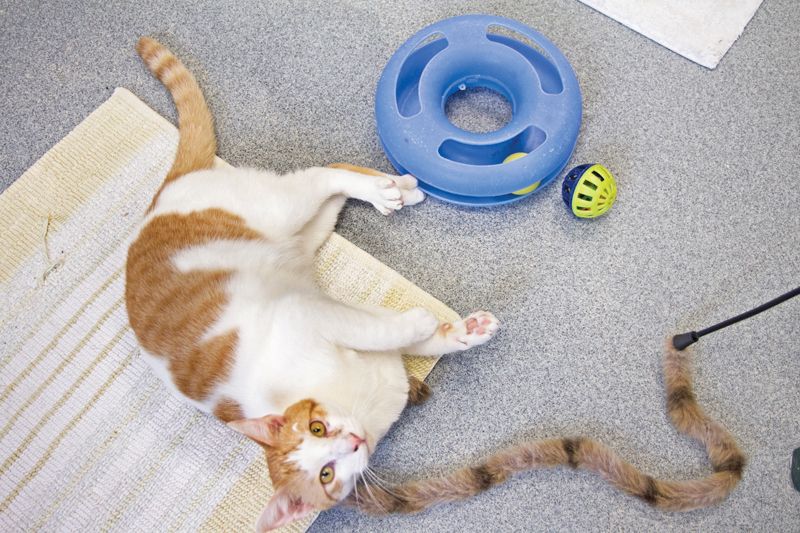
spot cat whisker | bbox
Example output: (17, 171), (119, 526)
(352, 474), (361, 505)
(359, 472), (387, 514)
(364, 467), (403, 499)
(364, 466), (392, 485)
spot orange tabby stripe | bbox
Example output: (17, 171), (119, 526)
(125, 209), (262, 402)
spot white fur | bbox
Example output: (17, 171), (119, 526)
(140, 165), (498, 502)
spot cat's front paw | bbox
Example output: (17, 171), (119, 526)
(439, 311), (499, 350)
(398, 307), (439, 343)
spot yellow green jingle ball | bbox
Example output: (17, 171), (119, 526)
(561, 163), (617, 218)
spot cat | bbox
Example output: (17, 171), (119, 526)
(125, 37), (499, 531)
(126, 38), (744, 532)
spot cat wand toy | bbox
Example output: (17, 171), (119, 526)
(672, 285), (800, 493)
(671, 285), (800, 351)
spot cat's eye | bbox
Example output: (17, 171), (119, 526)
(309, 421), (327, 437)
(319, 465), (335, 484)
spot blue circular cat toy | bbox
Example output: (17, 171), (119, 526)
(375, 15), (582, 206)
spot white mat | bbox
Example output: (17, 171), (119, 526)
(578, 0), (763, 68)
(0, 88), (458, 532)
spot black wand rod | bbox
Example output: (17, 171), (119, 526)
(672, 286), (800, 350)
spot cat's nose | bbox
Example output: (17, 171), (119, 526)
(348, 433), (366, 452)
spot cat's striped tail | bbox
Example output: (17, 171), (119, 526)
(353, 342), (744, 514)
(136, 37), (216, 208)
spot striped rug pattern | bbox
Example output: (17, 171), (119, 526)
(0, 88), (458, 532)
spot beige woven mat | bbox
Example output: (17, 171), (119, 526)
(0, 88), (458, 532)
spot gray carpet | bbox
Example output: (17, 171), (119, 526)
(2, 0), (798, 531)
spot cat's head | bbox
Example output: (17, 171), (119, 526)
(228, 399), (369, 531)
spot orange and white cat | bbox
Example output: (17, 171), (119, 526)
(125, 38), (499, 531)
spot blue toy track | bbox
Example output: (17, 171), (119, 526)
(375, 15), (582, 206)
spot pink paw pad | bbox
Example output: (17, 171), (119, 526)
(445, 311), (499, 350)
(465, 315), (495, 335)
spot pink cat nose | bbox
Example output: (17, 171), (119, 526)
(348, 433), (366, 452)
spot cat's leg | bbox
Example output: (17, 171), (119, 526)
(311, 298), (439, 352)
(326, 163), (425, 212)
(303, 166), (423, 216)
(296, 168), (418, 255)
(404, 311), (499, 357)
(298, 195), (347, 255)
(253, 166), (423, 240)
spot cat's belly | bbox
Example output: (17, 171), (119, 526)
(140, 335), (410, 444)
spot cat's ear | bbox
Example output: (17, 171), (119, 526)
(227, 415), (286, 446)
(255, 488), (314, 532)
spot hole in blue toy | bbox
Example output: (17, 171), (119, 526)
(444, 86), (512, 133)
(438, 125), (546, 166)
(487, 25), (550, 58)
(486, 25), (563, 95)
(395, 32), (448, 117)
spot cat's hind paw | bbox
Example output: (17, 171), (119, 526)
(369, 178), (404, 215)
(368, 175), (425, 214)
(395, 174), (425, 207)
